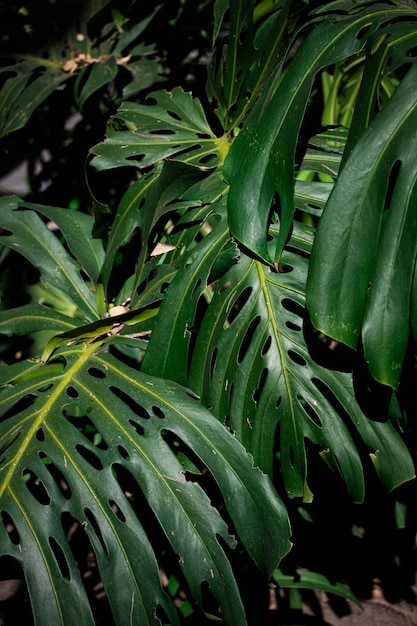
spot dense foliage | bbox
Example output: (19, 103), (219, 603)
(1, 0), (417, 624)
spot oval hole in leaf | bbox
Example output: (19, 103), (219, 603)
(199, 153), (217, 165)
(22, 468), (51, 505)
(75, 444), (103, 470)
(167, 109), (181, 121)
(39, 452), (72, 499)
(126, 154), (145, 163)
(238, 316), (261, 363)
(155, 605), (174, 625)
(261, 335), (272, 356)
(253, 368), (269, 404)
(87, 367), (106, 379)
(109, 500), (126, 523)
(281, 297), (304, 320)
(1, 394), (37, 423)
(288, 350), (307, 367)
(297, 395), (323, 428)
(111, 463), (168, 546)
(191, 277), (202, 297)
(149, 128), (175, 135)
(383, 159), (402, 213)
(64, 410), (108, 450)
(161, 430), (203, 477)
(37, 383), (54, 393)
(226, 286), (253, 327)
(307, 202), (322, 214)
(200, 580), (222, 620)
(152, 405), (165, 419)
(286, 320), (302, 332)
(117, 445), (130, 462)
(36, 427), (45, 441)
(109, 385), (151, 419)
(49, 536), (71, 581)
(66, 386), (79, 398)
(406, 44), (417, 58)
(128, 418), (145, 436)
(1, 510), (20, 544)
(356, 22), (372, 40)
(84, 507), (108, 557)
(312, 377), (348, 421)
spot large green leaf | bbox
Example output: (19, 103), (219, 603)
(143, 199), (414, 500)
(0, 341), (291, 625)
(306, 61), (417, 388)
(223, 4), (417, 264)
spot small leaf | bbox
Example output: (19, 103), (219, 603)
(0, 197), (99, 321)
(74, 56), (118, 110)
(0, 61), (69, 138)
(90, 88), (223, 171)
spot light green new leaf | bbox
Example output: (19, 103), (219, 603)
(223, 5), (417, 264)
(307, 62), (417, 388)
(90, 88), (226, 171)
(0, 341), (290, 625)
(0, 197), (99, 322)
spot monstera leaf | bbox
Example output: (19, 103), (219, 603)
(90, 87), (230, 171)
(307, 61), (417, 389)
(0, 184), (290, 626)
(142, 200), (415, 501)
(0, 340), (291, 625)
(223, 3), (417, 265)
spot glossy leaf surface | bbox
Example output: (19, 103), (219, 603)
(90, 88), (227, 171)
(0, 341), (291, 624)
(307, 62), (417, 388)
(224, 4), (417, 264)
(143, 204), (414, 500)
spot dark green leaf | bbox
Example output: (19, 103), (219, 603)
(0, 341), (290, 624)
(74, 56), (118, 110)
(0, 304), (77, 337)
(307, 62), (417, 388)
(90, 88), (227, 171)
(0, 61), (69, 138)
(0, 197), (99, 322)
(223, 5), (417, 264)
